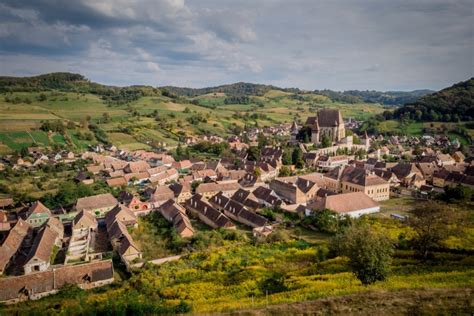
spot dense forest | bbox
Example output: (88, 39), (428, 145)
(393, 78), (474, 122)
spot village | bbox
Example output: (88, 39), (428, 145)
(0, 108), (472, 304)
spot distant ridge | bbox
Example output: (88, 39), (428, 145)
(0, 72), (439, 106)
(161, 82), (300, 97)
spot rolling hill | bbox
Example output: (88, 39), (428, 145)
(0, 73), (389, 154)
(393, 78), (474, 122)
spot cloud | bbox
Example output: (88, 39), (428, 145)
(0, 0), (472, 90)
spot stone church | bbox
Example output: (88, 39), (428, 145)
(305, 109), (345, 145)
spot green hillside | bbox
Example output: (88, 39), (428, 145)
(394, 78), (474, 121)
(0, 73), (386, 154)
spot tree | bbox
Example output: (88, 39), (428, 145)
(175, 143), (183, 160)
(443, 185), (472, 203)
(253, 167), (262, 177)
(282, 149), (293, 165)
(321, 135), (331, 148)
(292, 147), (304, 168)
(409, 202), (458, 258)
(38, 93), (47, 102)
(102, 112), (111, 123)
(331, 224), (394, 285)
(247, 146), (260, 161)
(278, 165), (291, 177)
(304, 209), (348, 234)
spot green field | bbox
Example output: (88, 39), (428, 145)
(0, 89), (386, 152)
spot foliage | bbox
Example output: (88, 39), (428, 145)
(191, 141), (229, 156)
(321, 135), (331, 148)
(247, 146), (260, 161)
(40, 120), (66, 133)
(393, 78), (473, 122)
(224, 95), (251, 104)
(41, 180), (111, 209)
(408, 202), (460, 258)
(331, 224), (394, 285)
(88, 123), (109, 144)
(278, 165), (291, 177)
(303, 209), (350, 234)
(292, 147), (304, 168)
(442, 185), (473, 203)
(260, 272), (288, 294)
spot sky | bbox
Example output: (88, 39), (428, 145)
(0, 0), (472, 91)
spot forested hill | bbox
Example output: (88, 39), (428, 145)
(314, 89), (433, 105)
(0, 72), (161, 105)
(162, 82), (300, 97)
(393, 78), (474, 122)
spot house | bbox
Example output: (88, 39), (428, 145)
(238, 173), (260, 188)
(24, 201), (52, 227)
(72, 210), (98, 237)
(317, 155), (349, 170)
(86, 164), (103, 175)
(195, 182), (221, 199)
(159, 200), (194, 238)
(252, 186), (283, 208)
(308, 192), (380, 218)
(107, 220), (129, 245)
(124, 161), (151, 174)
(364, 158), (378, 170)
(45, 217), (64, 240)
(75, 193), (118, 217)
(339, 166), (390, 201)
(124, 172), (150, 185)
(372, 168), (399, 186)
(24, 226), (60, 274)
(0, 198), (14, 210)
(193, 169), (218, 181)
(75, 171), (94, 185)
(416, 162), (440, 182)
(169, 182), (193, 204)
(118, 236), (142, 263)
(303, 152), (319, 168)
(436, 153), (456, 166)
(390, 163), (425, 188)
(106, 218), (142, 264)
(185, 194), (235, 229)
(146, 166), (168, 177)
(269, 177), (318, 204)
(149, 186), (175, 207)
(452, 151), (466, 163)
(172, 160), (193, 171)
(149, 168), (179, 185)
(230, 188), (261, 210)
(106, 177), (127, 187)
(222, 200), (268, 228)
(0, 260), (114, 304)
(0, 219), (31, 275)
(105, 204), (137, 228)
(117, 191), (149, 215)
(208, 192), (231, 211)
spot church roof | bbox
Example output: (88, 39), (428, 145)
(306, 109), (344, 129)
